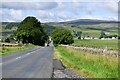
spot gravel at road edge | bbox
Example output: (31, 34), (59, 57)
(52, 59), (86, 79)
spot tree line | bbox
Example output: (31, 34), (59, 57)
(5, 16), (74, 46)
(3, 16), (119, 46)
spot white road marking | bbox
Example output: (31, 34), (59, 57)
(25, 53), (31, 56)
(16, 56), (22, 59)
(16, 53), (31, 59)
(15, 51), (36, 60)
(2, 47), (40, 64)
(0, 63), (2, 66)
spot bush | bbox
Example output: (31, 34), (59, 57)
(51, 29), (74, 46)
(5, 38), (10, 43)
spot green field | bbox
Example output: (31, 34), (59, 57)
(0, 44), (37, 56)
(72, 39), (118, 51)
(49, 22), (118, 37)
(1, 19), (118, 39)
(54, 46), (118, 78)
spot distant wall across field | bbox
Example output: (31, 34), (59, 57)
(61, 45), (118, 57)
(0, 43), (19, 47)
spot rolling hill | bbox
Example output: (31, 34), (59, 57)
(47, 19), (118, 37)
(0, 19), (118, 39)
(59, 19), (118, 25)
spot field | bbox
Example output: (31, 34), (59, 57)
(48, 21), (118, 37)
(1, 19), (118, 40)
(0, 44), (37, 56)
(72, 39), (118, 51)
(54, 46), (118, 78)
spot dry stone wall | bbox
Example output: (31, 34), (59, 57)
(61, 45), (119, 57)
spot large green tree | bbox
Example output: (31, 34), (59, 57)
(15, 16), (48, 46)
(51, 29), (74, 46)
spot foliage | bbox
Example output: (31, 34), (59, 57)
(1, 19), (118, 39)
(118, 35), (120, 39)
(47, 20), (118, 38)
(73, 31), (82, 39)
(99, 31), (107, 39)
(55, 46), (118, 78)
(106, 35), (118, 38)
(15, 16), (48, 46)
(51, 29), (74, 45)
(4, 38), (10, 43)
(77, 31), (82, 39)
(99, 31), (118, 39)
(0, 44), (37, 56)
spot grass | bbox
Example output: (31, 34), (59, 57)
(54, 46), (118, 78)
(72, 39), (118, 51)
(0, 44), (38, 56)
(50, 23), (118, 37)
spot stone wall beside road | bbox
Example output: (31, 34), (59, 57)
(61, 45), (118, 57)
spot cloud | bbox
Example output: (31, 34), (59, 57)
(10, 9), (23, 19)
(1, 1), (118, 22)
(36, 10), (53, 19)
(104, 2), (118, 13)
(79, 15), (117, 21)
(1, 2), (58, 10)
(0, 9), (2, 16)
(2, 9), (24, 22)
(35, 10), (56, 22)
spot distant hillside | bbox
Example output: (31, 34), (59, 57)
(1, 22), (55, 38)
(1, 19), (118, 38)
(47, 19), (118, 37)
(58, 19), (118, 25)
(4, 22), (20, 29)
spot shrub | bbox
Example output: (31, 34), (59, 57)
(51, 29), (74, 46)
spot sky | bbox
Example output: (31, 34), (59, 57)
(0, 0), (119, 22)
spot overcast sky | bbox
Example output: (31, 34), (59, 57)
(0, 0), (119, 22)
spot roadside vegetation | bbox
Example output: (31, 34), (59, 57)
(0, 44), (37, 56)
(54, 46), (118, 78)
(72, 39), (118, 51)
(1, 16), (119, 78)
(14, 16), (48, 46)
(0, 16), (49, 56)
(51, 28), (74, 46)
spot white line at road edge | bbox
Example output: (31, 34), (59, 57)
(2, 48), (40, 64)
(15, 52), (32, 60)
(16, 56), (22, 59)
(0, 63), (2, 66)
(0, 52), (34, 65)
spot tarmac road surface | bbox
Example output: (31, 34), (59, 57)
(1, 46), (53, 78)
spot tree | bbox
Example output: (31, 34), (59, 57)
(15, 16), (48, 46)
(73, 31), (82, 39)
(5, 38), (10, 43)
(51, 29), (74, 46)
(77, 31), (82, 39)
(72, 30), (77, 37)
(118, 35), (120, 39)
(99, 31), (107, 39)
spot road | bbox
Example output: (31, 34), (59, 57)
(1, 46), (53, 78)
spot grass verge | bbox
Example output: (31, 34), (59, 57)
(0, 44), (38, 56)
(54, 46), (118, 78)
